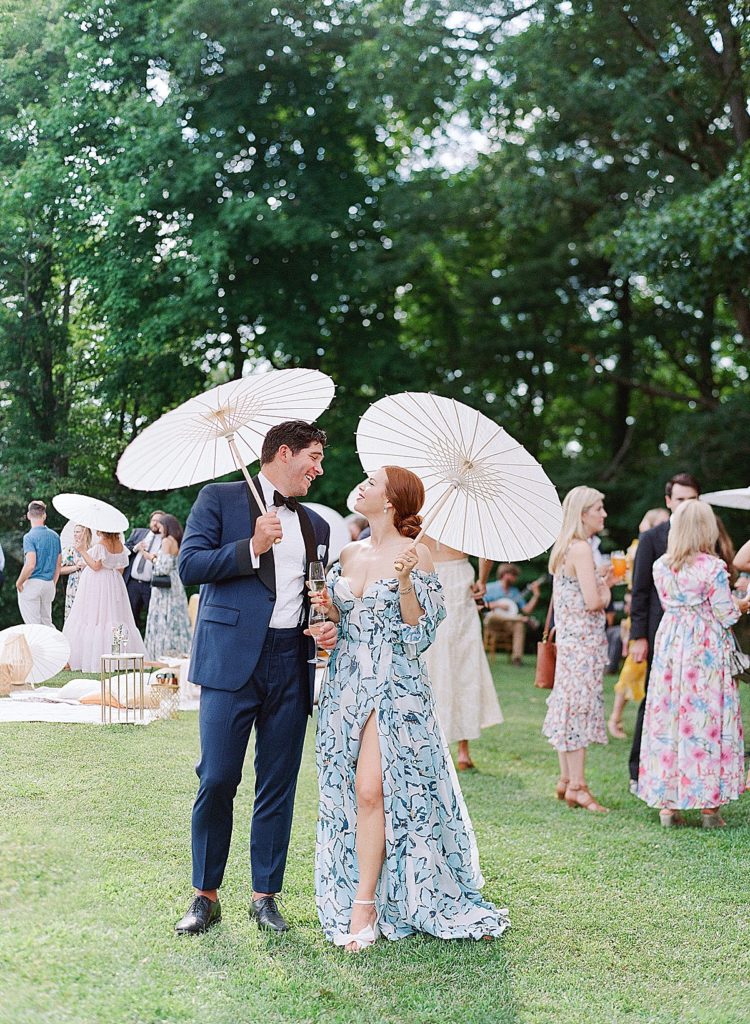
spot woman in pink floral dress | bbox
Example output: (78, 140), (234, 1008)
(638, 500), (750, 827)
(543, 486), (613, 813)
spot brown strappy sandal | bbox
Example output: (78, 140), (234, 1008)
(564, 783), (608, 814)
(556, 777), (569, 801)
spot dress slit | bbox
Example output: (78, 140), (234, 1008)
(315, 564), (510, 941)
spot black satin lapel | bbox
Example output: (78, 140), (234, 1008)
(244, 476), (276, 595)
(297, 504), (318, 568)
(297, 504), (319, 617)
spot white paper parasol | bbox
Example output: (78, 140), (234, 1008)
(302, 503), (351, 563)
(0, 624), (70, 685)
(702, 486), (750, 511)
(116, 368), (335, 514)
(356, 392), (563, 561)
(60, 520), (76, 548)
(53, 493), (129, 534)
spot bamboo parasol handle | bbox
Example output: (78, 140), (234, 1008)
(225, 435), (267, 511)
(226, 435), (284, 546)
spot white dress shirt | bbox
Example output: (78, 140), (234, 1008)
(130, 530), (162, 582)
(250, 473), (306, 629)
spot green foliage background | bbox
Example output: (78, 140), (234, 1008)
(1, 0), (749, 623)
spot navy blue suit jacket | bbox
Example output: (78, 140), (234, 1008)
(179, 480), (330, 710)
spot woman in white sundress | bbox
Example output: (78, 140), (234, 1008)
(63, 530), (146, 672)
(422, 538), (503, 770)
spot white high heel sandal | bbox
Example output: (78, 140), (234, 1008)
(332, 899), (380, 951)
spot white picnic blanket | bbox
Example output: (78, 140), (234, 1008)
(0, 657), (200, 724)
(0, 701), (156, 725)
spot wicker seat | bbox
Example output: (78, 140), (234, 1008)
(482, 612), (516, 661)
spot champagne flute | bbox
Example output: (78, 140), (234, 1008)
(307, 561), (329, 666)
(308, 560), (326, 595)
(307, 605), (329, 667)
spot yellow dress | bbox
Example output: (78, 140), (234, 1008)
(614, 616), (646, 701)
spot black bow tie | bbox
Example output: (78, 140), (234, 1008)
(273, 490), (299, 512)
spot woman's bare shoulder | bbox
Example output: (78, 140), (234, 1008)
(339, 540), (365, 567)
(568, 539), (592, 558)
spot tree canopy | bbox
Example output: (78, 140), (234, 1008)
(1, 0), (749, 623)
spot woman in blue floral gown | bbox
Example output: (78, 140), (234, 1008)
(313, 466), (510, 951)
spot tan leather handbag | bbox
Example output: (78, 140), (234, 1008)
(534, 601), (556, 689)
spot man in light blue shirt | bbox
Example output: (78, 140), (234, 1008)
(16, 500), (61, 626)
(484, 563), (543, 666)
(484, 563), (542, 615)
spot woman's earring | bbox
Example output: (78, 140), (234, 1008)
(383, 504), (389, 513)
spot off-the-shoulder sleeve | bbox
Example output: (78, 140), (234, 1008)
(113, 549), (130, 570)
(706, 559), (740, 628)
(88, 543), (107, 561)
(397, 570), (446, 654)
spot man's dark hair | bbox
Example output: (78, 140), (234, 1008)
(665, 472), (701, 498)
(27, 500), (47, 517)
(260, 420), (327, 464)
(150, 509), (167, 521)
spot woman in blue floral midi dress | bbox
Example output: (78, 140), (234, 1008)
(314, 466), (510, 949)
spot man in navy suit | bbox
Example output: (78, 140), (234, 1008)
(174, 421), (336, 935)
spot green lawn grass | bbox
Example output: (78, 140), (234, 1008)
(2, 661), (750, 1024)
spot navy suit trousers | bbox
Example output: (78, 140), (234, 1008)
(191, 627), (309, 893)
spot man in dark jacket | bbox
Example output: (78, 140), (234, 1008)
(628, 472), (700, 787)
(123, 509), (165, 631)
(174, 421), (335, 937)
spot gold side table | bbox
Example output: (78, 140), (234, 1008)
(100, 653), (145, 724)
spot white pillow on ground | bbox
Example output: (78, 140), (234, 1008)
(109, 671), (162, 708)
(57, 678), (101, 700)
(57, 673), (168, 708)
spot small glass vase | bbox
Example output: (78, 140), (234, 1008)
(111, 624), (129, 655)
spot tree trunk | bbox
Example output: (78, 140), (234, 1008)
(611, 281), (633, 458)
(231, 332), (244, 380)
(715, 2), (750, 148)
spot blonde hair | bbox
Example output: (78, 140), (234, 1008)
(73, 524), (93, 550)
(548, 486), (604, 574)
(665, 500), (718, 571)
(641, 507), (669, 530)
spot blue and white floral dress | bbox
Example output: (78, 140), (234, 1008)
(315, 564), (510, 942)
